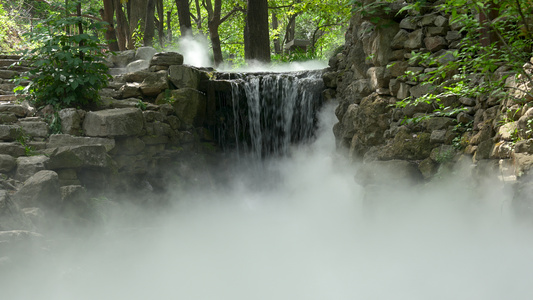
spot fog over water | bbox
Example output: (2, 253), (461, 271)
(2, 102), (533, 299)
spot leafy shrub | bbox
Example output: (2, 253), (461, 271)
(15, 15), (111, 110)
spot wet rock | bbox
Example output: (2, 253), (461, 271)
(0, 190), (34, 231)
(46, 145), (111, 169)
(139, 71), (169, 97)
(169, 88), (207, 127)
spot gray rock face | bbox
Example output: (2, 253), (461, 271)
(135, 46), (157, 61)
(150, 52), (184, 67)
(126, 59), (150, 73)
(119, 83), (142, 99)
(47, 134), (115, 152)
(108, 50), (135, 67)
(15, 155), (49, 182)
(404, 29), (424, 50)
(424, 36), (447, 52)
(0, 124), (21, 141)
(17, 121), (49, 138)
(46, 145), (110, 169)
(0, 190), (34, 231)
(170, 88), (207, 127)
(0, 142), (25, 157)
(59, 108), (83, 135)
(12, 170), (60, 209)
(83, 108), (144, 137)
(0, 105), (27, 117)
(139, 71), (169, 96)
(0, 154), (16, 173)
(168, 65), (203, 89)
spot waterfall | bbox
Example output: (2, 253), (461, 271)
(228, 70), (324, 159)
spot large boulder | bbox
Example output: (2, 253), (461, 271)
(12, 170), (61, 209)
(168, 65), (204, 89)
(169, 88), (207, 127)
(83, 108), (144, 137)
(0, 190), (34, 231)
(150, 52), (184, 67)
(135, 46), (157, 61)
(45, 145), (111, 169)
(108, 50), (135, 67)
(139, 71), (169, 96)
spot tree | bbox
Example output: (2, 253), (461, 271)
(100, 0), (119, 51)
(244, 0), (270, 62)
(144, 0), (156, 45)
(205, 0), (242, 66)
(175, 0), (192, 36)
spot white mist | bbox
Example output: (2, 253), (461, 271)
(2, 104), (533, 300)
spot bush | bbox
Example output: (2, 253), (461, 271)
(15, 15), (111, 110)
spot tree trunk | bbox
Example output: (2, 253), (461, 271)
(101, 0), (119, 51)
(113, 0), (130, 51)
(175, 0), (192, 36)
(244, 0), (270, 63)
(156, 0), (164, 46)
(128, 0), (148, 48)
(194, 0), (203, 33)
(167, 11), (172, 42)
(144, 0), (156, 46)
(272, 12), (280, 54)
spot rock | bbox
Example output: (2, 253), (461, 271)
(424, 36), (447, 52)
(430, 145), (456, 162)
(113, 137), (145, 155)
(0, 154), (16, 173)
(434, 15), (448, 27)
(0, 112), (17, 124)
(409, 83), (435, 98)
(0, 142), (25, 157)
(135, 46), (157, 61)
(457, 112), (474, 124)
(122, 70), (153, 83)
(60, 185), (88, 219)
(0, 105), (27, 117)
(378, 129), (433, 160)
(46, 145), (111, 169)
(513, 153), (533, 177)
(430, 129), (446, 143)
(418, 157), (439, 179)
(126, 59), (150, 73)
(169, 88), (207, 127)
(446, 31), (462, 41)
(433, 49), (457, 65)
(419, 14), (437, 26)
(474, 139), (494, 160)
(426, 26), (447, 36)
(391, 29), (409, 50)
(0, 124), (21, 141)
(0, 190), (34, 231)
(119, 83), (142, 99)
(12, 170), (60, 208)
(490, 141), (513, 159)
(150, 52), (184, 67)
(515, 139), (533, 153)
(139, 71), (169, 97)
(397, 82), (410, 99)
(404, 29), (423, 50)
(423, 117), (455, 131)
(108, 50), (135, 67)
(83, 108), (144, 137)
(47, 134), (115, 152)
(517, 107), (533, 140)
(367, 67), (390, 90)
(58, 108), (84, 135)
(399, 17), (418, 30)
(387, 60), (409, 77)
(459, 97), (475, 106)
(168, 65), (204, 89)
(15, 155), (49, 182)
(17, 121), (48, 138)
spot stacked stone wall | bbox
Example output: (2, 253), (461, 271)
(324, 1), (533, 215)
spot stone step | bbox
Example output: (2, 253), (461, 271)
(0, 59), (20, 67)
(0, 94), (25, 102)
(0, 55), (22, 60)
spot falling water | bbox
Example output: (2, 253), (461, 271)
(229, 71), (324, 159)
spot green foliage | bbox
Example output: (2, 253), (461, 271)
(16, 127), (37, 156)
(15, 15), (111, 110)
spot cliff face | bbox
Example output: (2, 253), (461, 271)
(324, 1), (533, 216)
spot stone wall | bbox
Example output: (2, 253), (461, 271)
(0, 48), (224, 232)
(324, 1), (533, 215)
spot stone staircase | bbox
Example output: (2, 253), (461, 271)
(0, 54), (29, 103)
